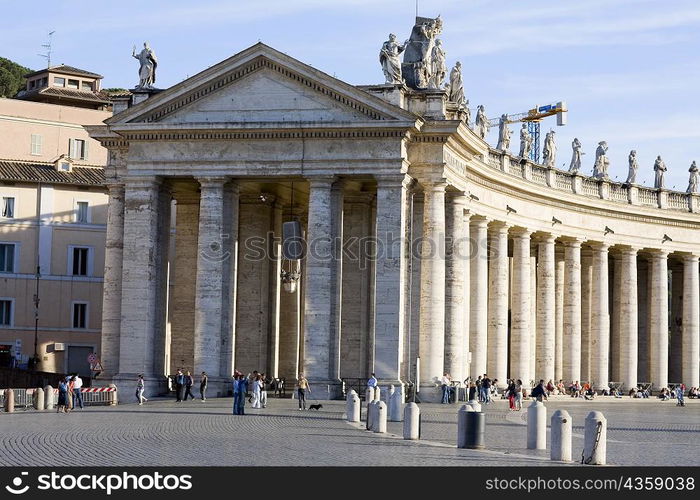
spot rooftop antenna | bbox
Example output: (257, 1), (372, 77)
(38, 30), (55, 68)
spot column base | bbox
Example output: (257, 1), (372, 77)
(376, 379), (405, 402)
(305, 379), (344, 400)
(416, 384), (442, 403)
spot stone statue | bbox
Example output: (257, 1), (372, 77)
(401, 15), (443, 89)
(593, 141), (610, 179)
(132, 42), (157, 89)
(653, 155), (667, 189)
(626, 150), (638, 184)
(542, 130), (556, 168)
(475, 105), (489, 140)
(569, 138), (583, 172)
(430, 39), (447, 89)
(448, 62), (465, 106)
(688, 161), (699, 194)
(519, 124), (532, 158)
(497, 114), (511, 151)
(379, 34), (408, 85)
(464, 99), (471, 126)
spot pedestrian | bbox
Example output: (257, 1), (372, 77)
(251, 373), (262, 409)
(507, 379), (516, 410)
(232, 372), (243, 415)
(297, 372), (310, 410)
(515, 379), (523, 410)
(136, 374), (148, 405)
(200, 372), (208, 402)
(174, 368), (185, 402)
(676, 385), (685, 407)
(260, 373), (268, 408)
(57, 378), (69, 413)
(440, 372), (451, 404)
(481, 374), (492, 404)
(468, 380), (476, 401)
(236, 372), (248, 415)
(183, 371), (196, 401)
(475, 375), (483, 402)
(531, 379), (548, 402)
(66, 376), (76, 411)
(72, 373), (84, 409)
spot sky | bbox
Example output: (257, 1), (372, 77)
(2, 0), (699, 190)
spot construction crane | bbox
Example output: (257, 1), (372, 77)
(488, 101), (568, 163)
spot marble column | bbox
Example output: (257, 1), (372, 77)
(562, 240), (582, 384)
(536, 234), (556, 383)
(116, 177), (170, 392)
(487, 221), (509, 388)
(554, 246), (565, 382)
(418, 180), (447, 392)
(374, 175), (409, 385)
(510, 229), (532, 384)
(682, 255), (700, 388)
(669, 264), (684, 383)
(194, 177), (229, 382)
(611, 254), (622, 382)
(101, 182), (125, 380)
(619, 247), (639, 391)
(329, 181), (344, 384)
(469, 216), (489, 379)
(267, 202), (283, 378)
(637, 258), (650, 382)
(303, 176), (342, 396)
(444, 192), (469, 382)
(220, 183), (240, 379)
(580, 248), (593, 381)
(649, 250), (669, 390)
(590, 243), (610, 391)
(529, 254), (537, 381)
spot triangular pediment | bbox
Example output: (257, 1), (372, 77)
(107, 43), (418, 126)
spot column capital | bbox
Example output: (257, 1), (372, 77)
(489, 220), (511, 232)
(533, 232), (558, 244)
(588, 241), (610, 252)
(560, 237), (584, 248)
(417, 178), (448, 192)
(446, 190), (468, 204)
(196, 176), (228, 188)
(306, 175), (337, 188)
(375, 173), (412, 189)
(648, 248), (670, 259)
(616, 245), (641, 256)
(510, 226), (532, 238)
(105, 182), (125, 193)
(682, 254), (700, 263)
(470, 214), (490, 227)
(122, 175), (161, 188)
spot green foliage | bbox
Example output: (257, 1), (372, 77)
(0, 57), (32, 98)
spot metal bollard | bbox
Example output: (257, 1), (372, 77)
(5, 388), (14, 413)
(374, 401), (387, 433)
(582, 411), (607, 465)
(34, 387), (45, 411)
(347, 392), (360, 423)
(457, 404), (474, 448)
(403, 403), (420, 440)
(389, 386), (403, 422)
(527, 400), (547, 450)
(551, 409), (572, 461)
(44, 385), (54, 410)
(467, 399), (482, 413)
(466, 409), (485, 449)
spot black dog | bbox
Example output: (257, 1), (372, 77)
(308, 404), (323, 410)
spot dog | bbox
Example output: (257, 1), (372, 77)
(308, 403), (323, 410)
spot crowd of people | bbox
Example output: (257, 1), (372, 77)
(55, 373), (84, 413)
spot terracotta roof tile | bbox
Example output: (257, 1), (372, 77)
(24, 65), (103, 79)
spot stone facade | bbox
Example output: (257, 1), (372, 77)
(88, 43), (700, 399)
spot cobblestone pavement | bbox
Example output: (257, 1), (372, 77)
(0, 395), (697, 466)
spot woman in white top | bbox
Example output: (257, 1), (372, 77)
(251, 374), (263, 409)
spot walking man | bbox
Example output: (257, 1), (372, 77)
(200, 372), (208, 402)
(175, 368), (185, 402)
(297, 373), (310, 410)
(136, 374), (148, 405)
(183, 371), (196, 401)
(72, 373), (84, 409)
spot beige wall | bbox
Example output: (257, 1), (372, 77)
(0, 98), (110, 165)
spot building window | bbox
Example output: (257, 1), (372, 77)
(40, 77), (48, 87)
(72, 303), (88, 329)
(69, 139), (88, 160)
(72, 247), (89, 276)
(0, 300), (12, 326)
(76, 201), (89, 223)
(2, 197), (14, 218)
(0, 244), (15, 273)
(81, 81), (93, 91)
(53, 77), (65, 87)
(31, 134), (42, 155)
(60, 162), (71, 172)
(67, 79), (79, 89)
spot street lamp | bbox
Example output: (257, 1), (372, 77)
(31, 265), (40, 371)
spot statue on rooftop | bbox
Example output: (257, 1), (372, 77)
(519, 124), (532, 159)
(688, 161), (699, 194)
(497, 114), (511, 151)
(132, 42), (157, 89)
(626, 150), (638, 184)
(379, 33), (408, 85)
(653, 155), (667, 189)
(448, 62), (465, 107)
(542, 130), (557, 168)
(429, 39), (447, 89)
(401, 15), (443, 89)
(569, 138), (583, 172)
(593, 141), (610, 179)
(475, 105), (489, 140)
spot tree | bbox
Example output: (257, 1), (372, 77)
(0, 57), (32, 98)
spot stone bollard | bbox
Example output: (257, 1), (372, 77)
(583, 411), (607, 465)
(4, 389), (14, 413)
(457, 404), (475, 448)
(109, 384), (117, 406)
(34, 387), (45, 411)
(467, 399), (482, 413)
(44, 385), (54, 410)
(527, 400), (547, 450)
(365, 388), (374, 408)
(374, 386), (381, 402)
(374, 401), (387, 433)
(551, 409), (572, 461)
(367, 401), (377, 431)
(403, 403), (420, 440)
(346, 391), (360, 423)
(389, 386), (403, 422)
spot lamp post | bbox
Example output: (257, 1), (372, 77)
(31, 265), (40, 371)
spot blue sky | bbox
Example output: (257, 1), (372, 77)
(2, 0), (699, 189)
